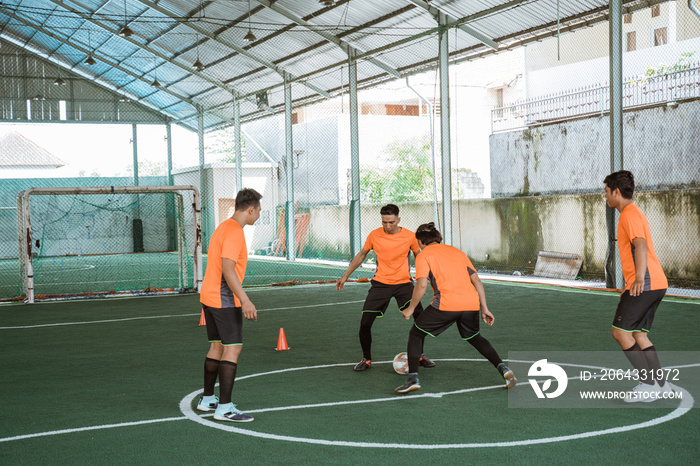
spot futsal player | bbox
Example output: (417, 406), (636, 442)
(395, 222), (516, 394)
(336, 204), (435, 371)
(196, 188), (262, 421)
(604, 170), (673, 402)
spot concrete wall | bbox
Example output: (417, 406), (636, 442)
(489, 99), (700, 197)
(303, 191), (700, 282)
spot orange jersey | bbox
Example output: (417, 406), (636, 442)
(200, 219), (248, 308)
(363, 227), (420, 285)
(414, 243), (480, 311)
(617, 203), (667, 291)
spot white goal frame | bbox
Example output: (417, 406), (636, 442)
(17, 185), (202, 303)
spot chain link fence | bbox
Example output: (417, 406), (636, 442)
(1, 2), (699, 301)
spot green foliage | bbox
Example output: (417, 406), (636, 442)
(629, 51), (696, 85)
(206, 126), (247, 163)
(360, 136), (434, 203)
(125, 160), (166, 176)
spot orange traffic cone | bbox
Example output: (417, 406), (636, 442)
(199, 309), (206, 326)
(275, 327), (290, 351)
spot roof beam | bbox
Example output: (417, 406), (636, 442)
(48, 0), (238, 97)
(253, 0), (401, 78)
(0, 4), (196, 113)
(133, 0), (330, 99)
(404, 0), (498, 50)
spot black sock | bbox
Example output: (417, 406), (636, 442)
(407, 326), (425, 373)
(643, 346), (665, 387)
(203, 357), (220, 396)
(412, 303), (426, 354)
(468, 334), (503, 367)
(624, 342), (652, 384)
(359, 313), (377, 360)
(218, 360), (238, 404)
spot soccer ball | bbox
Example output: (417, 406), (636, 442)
(393, 352), (409, 375)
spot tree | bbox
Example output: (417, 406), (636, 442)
(360, 136), (434, 203)
(206, 126), (247, 163)
(125, 159), (166, 177)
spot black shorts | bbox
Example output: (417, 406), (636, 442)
(413, 305), (480, 340)
(362, 280), (415, 316)
(202, 304), (243, 345)
(612, 289), (666, 332)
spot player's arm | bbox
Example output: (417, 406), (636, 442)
(222, 258), (257, 321)
(402, 277), (428, 320)
(630, 237), (648, 297)
(336, 249), (370, 290)
(470, 272), (494, 326)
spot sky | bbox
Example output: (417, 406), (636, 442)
(0, 122), (200, 178)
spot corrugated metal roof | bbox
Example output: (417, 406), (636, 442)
(0, 0), (664, 132)
(0, 132), (65, 167)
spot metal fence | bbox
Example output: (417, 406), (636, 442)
(492, 63), (700, 133)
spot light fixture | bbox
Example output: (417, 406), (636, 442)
(33, 94), (45, 101)
(151, 77), (161, 88)
(85, 28), (97, 65)
(118, 0), (133, 37)
(320, 0), (334, 6)
(244, 0), (256, 42)
(192, 58), (205, 72)
(118, 25), (134, 37)
(53, 77), (67, 86)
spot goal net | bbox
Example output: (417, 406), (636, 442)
(17, 186), (202, 303)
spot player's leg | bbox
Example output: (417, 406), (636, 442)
(612, 291), (651, 384)
(635, 290), (670, 390)
(612, 290), (671, 402)
(356, 281), (392, 371)
(395, 282), (434, 368)
(458, 312), (516, 388)
(209, 306), (253, 421)
(198, 306), (222, 411)
(396, 306), (454, 394)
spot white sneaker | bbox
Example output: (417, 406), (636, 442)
(624, 382), (656, 403)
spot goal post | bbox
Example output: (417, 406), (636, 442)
(17, 185), (202, 303)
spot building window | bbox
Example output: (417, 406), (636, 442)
(624, 13), (633, 24)
(651, 5), (660, 17)
(626, 31), (637, 52)
(654, 27), (667, 46)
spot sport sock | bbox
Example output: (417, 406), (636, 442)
(467, 334), (503, 367)
(203, 357), (220, 396)
(218, 360), (238, 404)
(408, 372), (418, 383)
(624, 342), (652, 385)
(642, 345), (665, 387)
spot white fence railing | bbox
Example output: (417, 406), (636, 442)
(491, 64), (700, 133)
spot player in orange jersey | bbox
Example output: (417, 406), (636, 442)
(395, 222), (516, 394)
(336, 204), (435, 371)
(196, 188), (262, 421)
(604, 170), (673, 402)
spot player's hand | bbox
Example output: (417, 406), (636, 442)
(629, 278), (645, 297)
(241, 300), (257, 321)
(336, 277), (347, 291)
(402, 306), (415, 320)
(481, 308), (495, 326)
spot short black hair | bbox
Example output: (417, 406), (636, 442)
(380, 204), (399, 216)
(415, 222), (442, 245)
(604, 170), (635, 199)
(235, 188), (262, 211)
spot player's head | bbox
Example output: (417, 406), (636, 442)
(415, 222), (442, 247)
(604, 170), (634, 206)
(380, 204), (400, 234)
(235, 188), (262, 224)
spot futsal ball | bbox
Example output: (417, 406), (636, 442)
(393, 352), (409, 375)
